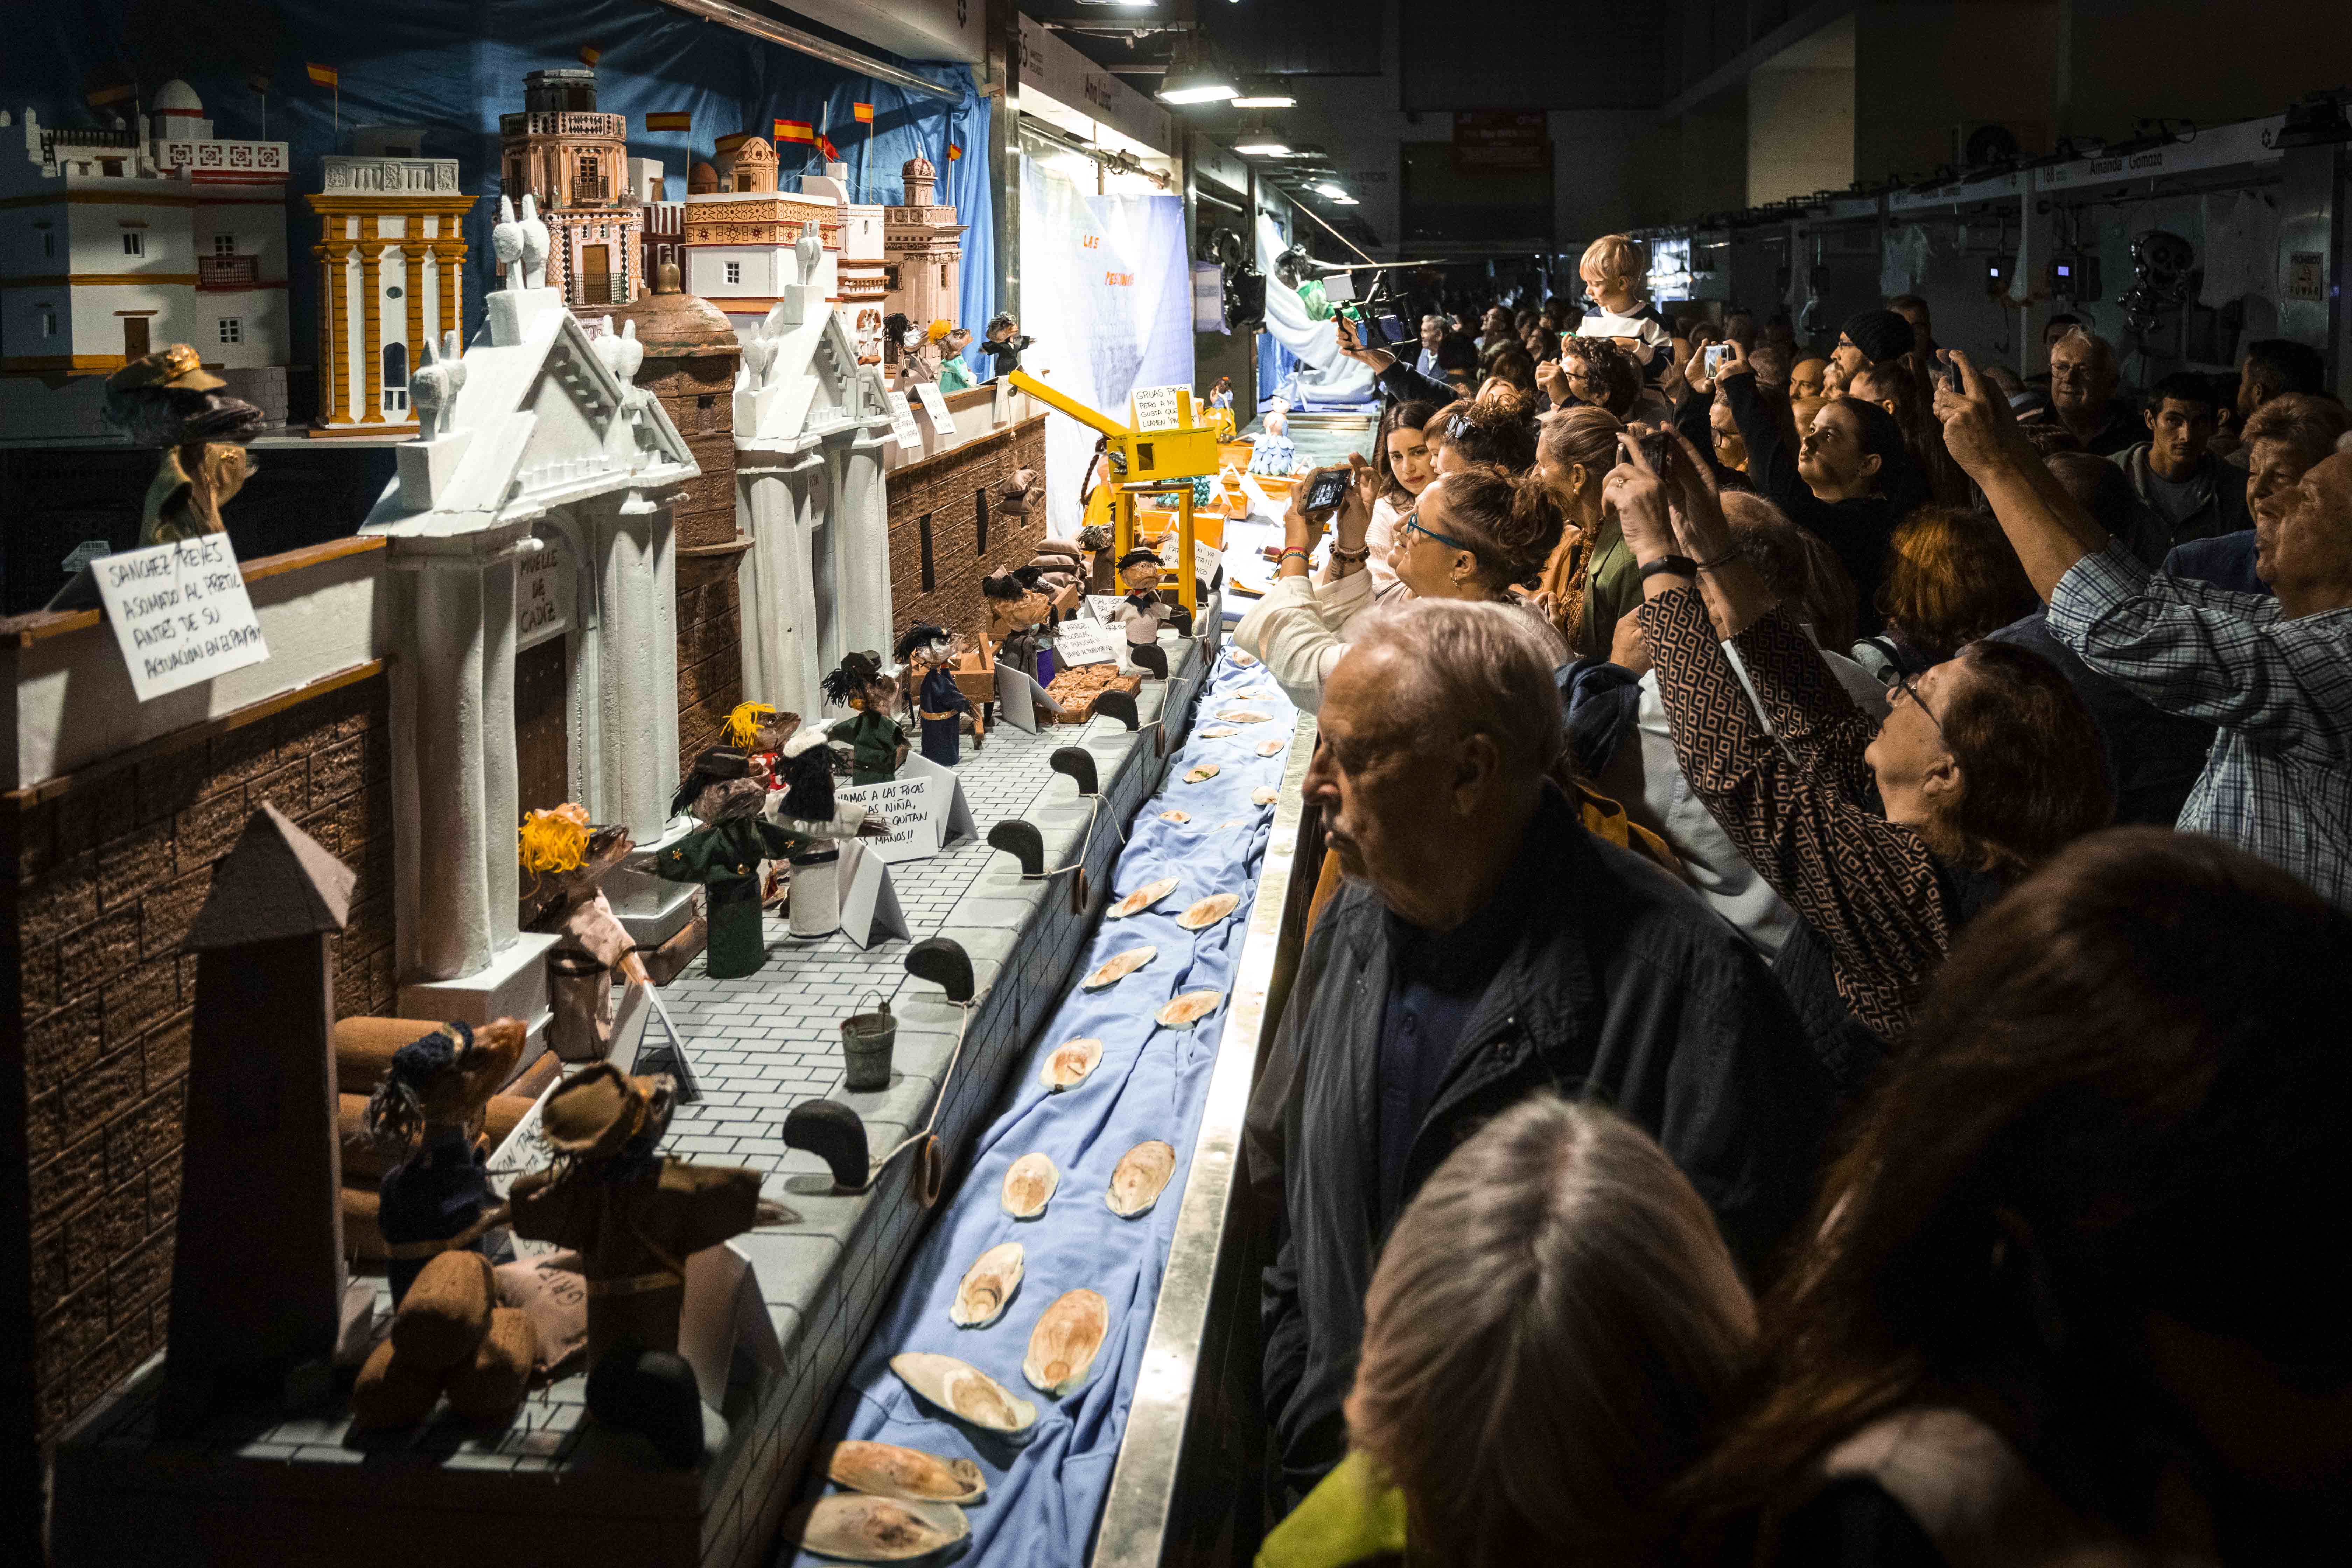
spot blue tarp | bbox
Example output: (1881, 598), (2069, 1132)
(9, 1), (995, 368)
(786, 648), (1297, 1567)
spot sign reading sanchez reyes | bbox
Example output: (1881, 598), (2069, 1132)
(93, 534), (270, 702)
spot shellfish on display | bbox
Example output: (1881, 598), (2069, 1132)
(1082, 945), (1157, 989)
(1001, 1152), (1060, 1218)
(1241, 685), (1278, 701)
(1255, 739), (1286, 757)
(1177, 893), (1240, 930)
(1183, 763), (1221, 784)
(889, 1351), (1038, 1436)
(1156, 990), (1224, 1028)
(785, 1494), (969, 1562)
(1157, 809), (1192, 825)
(1106, 1140), (1177, 1218)
(1108, 877), (1178, 919)
(1197, 724), (1238, 738)
(1217, 708), (1272, 724)
(822, 1439), (988, 1504)
(1023, 1288), (1111, 1398)
(1039, 1037), (1103, 1092)
(1251, 785), (1280, 805)
(947, 1242), (1024, 1329)
(1232, 650), (1258, 666)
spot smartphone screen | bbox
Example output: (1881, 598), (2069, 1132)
(1302, 468), (1351, 517)
(1703, 343), (1729, 377)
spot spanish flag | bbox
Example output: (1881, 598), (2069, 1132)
(579, 44), (602, 68)
(852, 102), (874, 124)
(85, 81), (137, 108)
(774, 118), (813, 144)
(646, 111), (691, 132)
(818, 133), (840, 161)
(306, 62), (338, 88)
(946, 144), (963, 161)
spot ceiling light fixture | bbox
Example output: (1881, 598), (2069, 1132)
(1230, 77), (1296, 109)
(1234, 138), (1291, 156)
(1311, 181), (1347, 198)
(1155, 36), (1238, 104)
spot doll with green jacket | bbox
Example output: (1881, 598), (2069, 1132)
(649, 748), (808, 979)
(822, 652), (909, 786)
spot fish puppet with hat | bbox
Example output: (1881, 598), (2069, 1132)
(364, 1018), (528, 1306)
(509, 1064), (771, 1465)
(102, 343), (267, 546)
(519, 804), (642, 1058)
(648, 748), (809, 978)
(1115, 548), (1180, 647)
(722, 702), (799, 790)
(896, 622), (973, 768)
(823, 653), (909, 785)
(982, 568), (1055, 688)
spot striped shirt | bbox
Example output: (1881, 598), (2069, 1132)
(2048, 540), (2352, 908)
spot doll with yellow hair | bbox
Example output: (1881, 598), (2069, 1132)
(721, 701), (798, 790)
(519, 803), (642, 1057)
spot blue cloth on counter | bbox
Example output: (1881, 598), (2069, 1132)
(786, 649), (1298, 1568)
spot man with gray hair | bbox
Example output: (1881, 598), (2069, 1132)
(1245, 598), (1828, 1507)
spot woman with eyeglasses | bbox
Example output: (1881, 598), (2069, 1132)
(1618, 432), (2111, 1092)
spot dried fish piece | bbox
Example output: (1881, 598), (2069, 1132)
(1083, 945), (1157, 989)
(948, 1242), (1024, 1329)
(1241, 685), (1279, 701)
(889, 1351), (1038, 1436)
(786, 1494), (969, 1562)
(1184, 763), (1221, 784)
(1232, 650), (1259, 667)
(1038, 1037), (1102, 1093)
(1177, 893), (1240, 930)
(1157, 809), (1192, 825)
(1197, 724), (1238, 738)
(1156, 990), (1224, 1028)
(1218, 708), (1272, 724)
(1255, 740), (1286, 758)
(1108, 877), (1178, 919)
(1001, 1152), (1059, 1219)
(1023, 1289), (1110, 1398)
(822, 1439), (987, 1504)
(1251, 785), (1280, 805)
(1106, 1140), (1177, 1218)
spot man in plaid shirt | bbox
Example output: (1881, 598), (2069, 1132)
(1936, 351), (2352, 907)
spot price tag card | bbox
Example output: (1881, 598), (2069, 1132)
(92, 534), (270, 702)
(1130, 385), (1187, 429)
(885, 390), (924, 450)
(1055, 614), (1124, 668)
(912, 380), (957, 434)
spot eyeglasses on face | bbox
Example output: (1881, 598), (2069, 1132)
(1404, 513), (1478, 555)
(1883, 665), (1950, 748)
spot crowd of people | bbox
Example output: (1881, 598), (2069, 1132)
(1233, 233), (2352, 1567)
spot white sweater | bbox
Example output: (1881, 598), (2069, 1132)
(1233, 569), (1379, 715)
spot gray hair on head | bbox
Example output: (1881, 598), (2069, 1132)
(2054, 326), (2116, 372)
(1345, 598), (1567, 778)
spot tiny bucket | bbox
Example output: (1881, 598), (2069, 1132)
(841, 991), (896, 1092)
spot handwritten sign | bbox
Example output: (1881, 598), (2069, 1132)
(92, 534), (269, 702)
(834, 775), (943, 864)
(1194, 539), (1224, 591)
(1130, 384), (1186, 429)
(515, 550), (572, 650)
(1086, 594), (1127, 625)
(884, 389), (924, 450)
(1055, 614), (1125, 668)
(912, 380), (957, 435)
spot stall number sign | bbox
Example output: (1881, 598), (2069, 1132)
(1055, 614), (1125, 668)
(516, 551), (572, 650)
(1131, 385), (1187, 429)
(94, 534), (269, 701)
(885, 390), (924, 450)
(913, 380), (957, 435)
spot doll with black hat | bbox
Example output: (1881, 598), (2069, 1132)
(821, 652), (909, 785)
(895, 621), (972, 768)
(365, 1017), (527, 1306)
(648, 747), (809, 978)
(1115, 547), (1170, 647)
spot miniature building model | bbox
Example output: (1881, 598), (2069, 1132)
(363, 275), (696, 1039)
(499, 68), (643, 308)
(805, 164), (887, 366)
(0, 80), (292, 439)
(882, 153), (965, 331)
(306, 126), (476, 434)
(734, 231), (896, 719)
(682, 133), (841, 334)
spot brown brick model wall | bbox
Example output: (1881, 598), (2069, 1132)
(886, 415), (1049, 645)
(639, 355), (745, 777)
(0, 667), (393, 1539)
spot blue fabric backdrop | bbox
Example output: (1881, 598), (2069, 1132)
(786, 648), (1296, 1567)
(7, 0), (994, 360)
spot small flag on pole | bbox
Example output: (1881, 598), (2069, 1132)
(305, 62), (339, 88)
(579, 44), (601, 67)
(245, 71), (273, 94)
(852, 102), (874, 124)
(646, 111), (691, 131)
(818, 133), (840, 161)
(85, 82), (137, 108)
(774, 119), (814, 144)
(946, 144), (963, 161)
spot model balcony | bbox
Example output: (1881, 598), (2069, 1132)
(198, 254), (260, 287)
(498, 110), (626, 141)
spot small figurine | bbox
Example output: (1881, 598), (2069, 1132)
(977, 311), (1032, 382)
(102, 344), (267, 546)
(1208, 377), (1237, 442)
(649, 748), (809, 979)
(983, 569), (1052, 684)
(1249, 407), (1297, 477)
(896, 319), (940, 388)
(363, 1018), (527, 1306)
(936, 326), (977, 392)
(519, 804), (639, 1060)
(1115, 548), (1169, 648)
(770, 728), (890, 842)
(897, 623), (972, 768)
(822, 653), (909, 785)
(722, 701), (798, 790)
(509, 1065), (768, 1466)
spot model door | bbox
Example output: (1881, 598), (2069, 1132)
(123, 317), (150, 359)
(580, 244), (612, 306)
(514, 638), (570, 816)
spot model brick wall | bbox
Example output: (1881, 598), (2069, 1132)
(886, 415), (1049, 645)
(645, 359), (744, 775)
(2, 670), (393, 1489)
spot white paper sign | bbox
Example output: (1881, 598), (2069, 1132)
(515, 550), (573, 650)
(885, 389), (923, 450)
(1194, 539), (1224, 590)
(1086, 594), (1127, 625)
(898, 752), (977, 845)
(93, 534), (270, 702)
(836, 839), (910, 950)
(1130, 384), (1186, 429)
(912, 380), (957, 434)
(1055, 614), (1124, 668)
(835, 775), (944, 864)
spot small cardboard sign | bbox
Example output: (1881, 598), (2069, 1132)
(1194, 539), (1224, 591)
(885, 389), (924, 450)
(835, 775), (945, 864)
(1055, 614), (1124, 668)
(1130, 384), (1186, 430)
(994, 662), (1059, 734)
(836, 839), (910, 950)
(678, 1241), (786, 1412)
(90, 534), (270, 701)
(912, 380), (957, 435)
(897, 752), (977, 845)
(1086, 594), (1127, 625)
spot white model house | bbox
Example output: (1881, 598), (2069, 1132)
(0, 80), (291, 439)
(734, 232), (896, 721)
(681, 134), (842, 336)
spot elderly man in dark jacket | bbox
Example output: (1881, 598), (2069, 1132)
(1243, 600), (1832, 1506)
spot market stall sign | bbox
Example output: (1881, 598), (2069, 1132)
(913, 380), (958, 435)
(92, 534), (270, 701)
(1452, 110), (1550, 176)
(1055, 615), (1124, 668)
(885, 389), (924, 450)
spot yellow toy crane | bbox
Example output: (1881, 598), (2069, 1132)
(1007, 369), (1220, 615)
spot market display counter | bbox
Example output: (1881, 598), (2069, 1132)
(49, 632), (1216, 1568)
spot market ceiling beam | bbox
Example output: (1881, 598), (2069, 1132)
(653, 0), (963, 104)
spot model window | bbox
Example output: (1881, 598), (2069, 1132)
(41, 231), (54, 258)
(213, 233), (236, 256)
(725, 260), (741, 285)
(383, 341), (409, 413)
(217, 317), (241, 345)
(121, 231), (144, 257)
(38, 305), (56, 338)
(579, 156), (598, 181)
